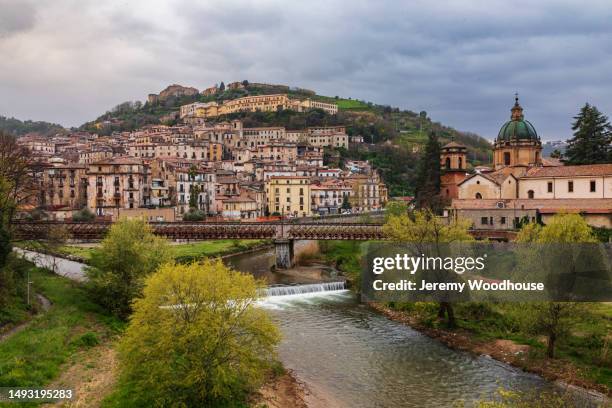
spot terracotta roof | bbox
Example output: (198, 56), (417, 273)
(451, 198), (612, 213)
(523, 164), (612, 178)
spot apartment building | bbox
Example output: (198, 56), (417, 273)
(39, 163), (88, 210)
(87, 157), (149, 216)
(311, 179), (352, 215)
(266, 176), (311, 217)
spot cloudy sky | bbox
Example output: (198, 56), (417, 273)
(1, 0), (611, 140)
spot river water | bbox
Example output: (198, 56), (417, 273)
(225, 246), (560, 408)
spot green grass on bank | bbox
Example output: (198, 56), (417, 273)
(15, 240), (268, 265)
(320, 240), (612, 390)
(0, 263), (121, 395)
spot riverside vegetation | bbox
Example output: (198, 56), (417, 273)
(322, 211), (611, 398)
(0, 219), (285, 407)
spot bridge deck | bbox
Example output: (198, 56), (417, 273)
(11, 222), (516, 242)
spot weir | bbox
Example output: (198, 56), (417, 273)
(264, 281), (346, 297)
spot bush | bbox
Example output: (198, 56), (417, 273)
(72, 332), (100, 348)
(183, 208), (205, 221)
(86, 219), (172, 319)
(72, 208), (95, 222)
(112, 261), (280, 407)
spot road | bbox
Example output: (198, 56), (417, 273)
(14, 248), (87, 282)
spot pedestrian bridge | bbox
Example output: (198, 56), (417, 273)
(12, 221), (516, 269)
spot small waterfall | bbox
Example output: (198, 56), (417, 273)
(264, 281), (346, 297)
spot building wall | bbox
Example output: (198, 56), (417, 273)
(266, 177), (311, 216)
(452, 208), (538, 230)
(458, 175), (500, 199)
(518, 176), (611, 199)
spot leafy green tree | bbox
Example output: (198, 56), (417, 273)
(516, 213), (596, 357)
(116, 260), (280, 407)
(565, 103), (612, 165)
(219, 81), (225, 92)
(384, 201), (408, 219)
(414, 132), (442, 211)
(86, 219), (171, 319)
(383, 209), (473, 327)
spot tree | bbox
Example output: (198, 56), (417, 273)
(516, 213), (596, 357)
(414, 132), (442, 211)
(86, 219), (171, 319)
(116, 261), (280, 407)
(0, 132), (35, 221)
(0, 176), (15, 268)
(183, 208), (205, 221)
(219, 81), (225, 92)
(40, 225), (71, 274)
(341, 194), (352, 211)
(383, 209), (473, 327)
(565, 103), (612, 165)
(549, 149), (562, 159)
(384, 200), (408, 219)
(72, 208), (95, 222)
(188, 184), (199, 209)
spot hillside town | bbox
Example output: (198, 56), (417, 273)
(13, 86), (611, 229)
(17, 91), (387, 222)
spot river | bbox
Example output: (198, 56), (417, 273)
(17, 245), (598, 407)
(226, 244), (591, 408)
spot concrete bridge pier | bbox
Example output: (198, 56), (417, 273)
(274, 239), (294, 269)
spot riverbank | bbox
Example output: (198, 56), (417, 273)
(252, 369), (308, 408)
(368, 302), (611, 401)
(15, 239), (270, 265)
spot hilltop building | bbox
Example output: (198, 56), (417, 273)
(179, 94), (338, 119)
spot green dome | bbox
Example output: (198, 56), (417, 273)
(496, 95), (539, 142)
(497, 119), (538, 142)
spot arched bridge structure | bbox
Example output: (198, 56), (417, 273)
(11, 221), (387, 242)
(11, 222), (516, 269)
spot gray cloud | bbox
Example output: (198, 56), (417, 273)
(0, 0), (36, 37)
(0, 0), (611, 140)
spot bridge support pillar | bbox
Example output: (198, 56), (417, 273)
(274, 239), (294, 269)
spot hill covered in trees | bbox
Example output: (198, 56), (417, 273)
(81, 82), (493, 196)
(0, 116), (66, 137)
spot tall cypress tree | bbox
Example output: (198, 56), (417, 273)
(565, 103), (612, 165)
(414, 131), (442, 210)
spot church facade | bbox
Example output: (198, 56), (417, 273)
(445, 96), (612, 229)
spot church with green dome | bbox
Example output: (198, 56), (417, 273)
(493, 95), (542, 170)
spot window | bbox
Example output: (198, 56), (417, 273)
(568, 181), (574, 193)
(527, 190), (534, 199)
(445, 157), (451, 169)
(481, 217), (488, 225)
(547, 182), (553, 193)
(475, 193), (482, 199)
(500, 217), (506, 225)
(458, 157), (463, 169)
(590, 180), (596, 192)
(504, 152), (511, 165)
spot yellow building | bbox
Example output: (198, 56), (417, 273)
(181, 94), (338, 119)
(266, 176), (311, 217)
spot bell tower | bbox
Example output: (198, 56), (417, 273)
(440, 139), (468, 200)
